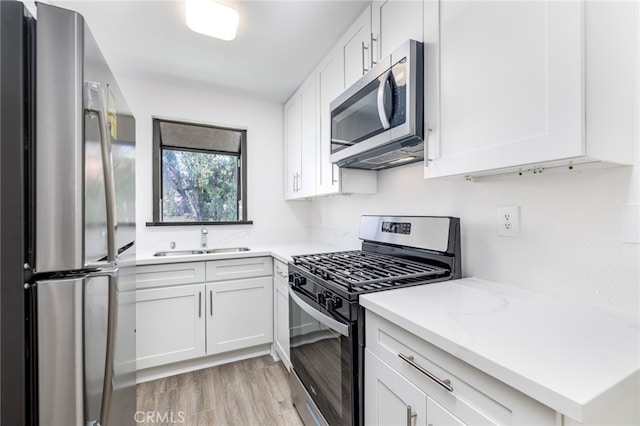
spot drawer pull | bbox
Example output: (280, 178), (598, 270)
(398, 352), (453, 392)
(406, 405), (417, 426)
(277, 270), (287, 279)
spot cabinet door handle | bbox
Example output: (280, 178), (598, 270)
(398, 352), (453, 392)
(406, 405), (417, 426)
(277, 270), (287, 279)
(198, 291), (202, 318)
(210, 290), (213, 316)
(362, 41), (369, 74)
(370, 33), (378, 68)
(424, 122), (431, 164)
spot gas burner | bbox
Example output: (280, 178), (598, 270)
(293, 250), (449, 292)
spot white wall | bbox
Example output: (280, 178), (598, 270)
(309, 162), (640, 314)
(116, 75), (310, 254)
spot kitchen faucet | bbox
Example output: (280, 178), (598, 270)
(201, 225), (208, 248)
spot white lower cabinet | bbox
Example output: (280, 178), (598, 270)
(205, 276), (273, 355)
(365, 310), (556, 425)
(365, 349), (428, 426)
(135, 257), (273, 372)
(427, 396), (466, 426)
(136, 284), (205, 370)
(272, 259), (291, 369)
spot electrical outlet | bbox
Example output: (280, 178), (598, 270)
(497, 206), (520, 237)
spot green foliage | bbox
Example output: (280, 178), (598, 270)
(162, 149), (238, 222)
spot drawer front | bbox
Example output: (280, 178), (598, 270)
(206, 256), (273, 281)
(365, 311), (556, 425)
(136, 262), (205, 289)
(273, 259), (288, 285)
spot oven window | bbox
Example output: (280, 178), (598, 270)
(289, 294), (353, 426)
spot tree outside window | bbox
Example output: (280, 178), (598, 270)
(152, 118), (248, 224)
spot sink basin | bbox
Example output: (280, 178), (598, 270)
(153, 250), (206, 256)
(205, 247), (250, 254)
(153, 247), (250, 257)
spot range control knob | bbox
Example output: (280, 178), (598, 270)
(292, 274), (306, 287)
(325, 298), (335, 311)
(317, 293), (326, 304)
(325, 296), (342, 311)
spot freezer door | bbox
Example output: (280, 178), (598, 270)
(35, 4), (135, 271)
(37, 276), (105, 425)
(35, 4), (86, 272)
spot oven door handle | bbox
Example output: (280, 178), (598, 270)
(289, 288), (350, 337)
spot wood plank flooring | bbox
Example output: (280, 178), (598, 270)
(136, 356), (303, 426)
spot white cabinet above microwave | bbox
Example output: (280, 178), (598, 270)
(423, 0), (637, 180)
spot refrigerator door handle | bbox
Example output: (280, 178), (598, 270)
(85, 81), (118, 263)
(94, 269), (118, 426)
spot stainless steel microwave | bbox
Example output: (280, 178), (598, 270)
(330, 39), (424, 170)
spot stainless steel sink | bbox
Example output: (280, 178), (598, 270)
(205, 247), (250, 254)
(153, 247), (250, 257)
(153, 250), (206, 256)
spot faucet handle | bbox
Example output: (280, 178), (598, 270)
(201, 225), (208, 234)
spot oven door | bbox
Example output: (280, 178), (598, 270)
(289, 287), (355, 426)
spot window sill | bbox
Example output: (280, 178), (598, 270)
(146, 221), (254, 227)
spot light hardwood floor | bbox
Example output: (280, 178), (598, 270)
(136, 355), (303, 426)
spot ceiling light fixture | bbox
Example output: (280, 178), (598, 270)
(185, 0), (239, 41)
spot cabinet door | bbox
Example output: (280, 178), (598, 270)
(206, 276), (273, 355)
(426, 1), (583, 178)
(273, 260), (290, 368)
(365, 349), (428, 426)
(372, 0), (424, 62)
(284, 96), (301, 199)
(427, 397), (466, 426)
(298, 75), (317, 198)
(316, 48), (344, 195)
(136, 284), (205, 369)
(341, 5), (372, 88)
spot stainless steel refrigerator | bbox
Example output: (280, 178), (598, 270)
(1, 2), (136, 425)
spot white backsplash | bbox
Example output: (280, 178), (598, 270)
(310, 162), (640, 314)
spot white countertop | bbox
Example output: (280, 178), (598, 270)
(360, 277), (640, 422)
(136, 242), (346, 266)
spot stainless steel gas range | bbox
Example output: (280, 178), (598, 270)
(288, 215), (461, 426)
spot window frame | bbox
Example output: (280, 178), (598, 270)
(149, 117), (251, 226)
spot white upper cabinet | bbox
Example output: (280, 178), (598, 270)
(316, 48), (344, 195)
(284, 96), (301, 199)
(372, 0), (424, 63)
(425, 0), (637, 179)
(342, 2), (424, 88)
(298, 76), (317, 198)
(341, 6), (373, 88)
(284, 74), (317, 200)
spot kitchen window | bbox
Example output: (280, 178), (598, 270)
(150, 118), (250, 225)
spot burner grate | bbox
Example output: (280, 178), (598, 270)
(293, 250), (449, 291)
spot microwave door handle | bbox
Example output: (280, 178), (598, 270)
(377, 69), (392, 130)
